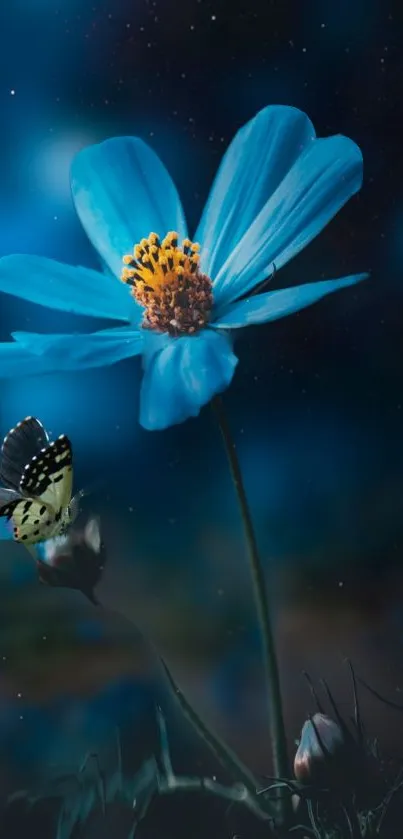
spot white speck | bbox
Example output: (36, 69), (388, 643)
(181, 72), (186, 79)
(190, 24), (195, 30)
(302, 47), (307, 52)
(212, 775), (217, 780)
(2, 656), (6, 661)
(17, 692), (22, 698)
(10, 89), (15, 96)
(338, 581), (344, 587)
(54, 216), (58, 221)
(321, 23), (326, 28)
(42, 635), (47, 640)
(126, 22), (131, 28)
(19, 715), (23, 720)
(211, 14), (216, 20)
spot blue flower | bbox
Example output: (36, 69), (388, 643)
(0, 105), (367, 430)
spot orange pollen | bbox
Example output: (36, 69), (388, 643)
(120, 231), (213, 336)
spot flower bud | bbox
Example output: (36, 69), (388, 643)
(35, 516), (105, 604)
(294, 713), (347, 787)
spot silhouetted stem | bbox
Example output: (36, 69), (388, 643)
(156, 707), (271, 822)
(159, 773), (270, 818)
(159, 657), (265, 801)
(302, 671), (326, 714)
(212, 394), (290, 822)
(94, 600), (277, 821)
(356, 675), (403, 711)
(345, 660), (363, 747)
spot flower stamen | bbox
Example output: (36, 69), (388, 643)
(121, 231), (213, 336)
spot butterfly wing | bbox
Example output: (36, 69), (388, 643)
(0, 416), (49, 490)
(19, 434), (73, 512)
(0, 488), (22, 539)
(0, 487), (21, 512)
(0, 435), (73, 546)
(3, 497), (64, 545)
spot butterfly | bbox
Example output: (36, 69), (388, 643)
(0, 416), (82, 547)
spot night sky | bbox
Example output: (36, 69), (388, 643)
(1, 0), (403, 837)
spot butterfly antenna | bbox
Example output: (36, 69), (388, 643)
(79, 480), (106, 500)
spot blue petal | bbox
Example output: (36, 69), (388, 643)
(12, 327), (143, 370)
(71, 137), (188, 279)
(212, 273), (368, 328)
(212, 134), (363, 308)
(0, 255), (132, 321)
(140, 330), (238, 430)
(0, 341), (64, 377)
(195, 106), (315, 281)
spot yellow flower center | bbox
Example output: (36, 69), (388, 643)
(121, 231), (213, 336)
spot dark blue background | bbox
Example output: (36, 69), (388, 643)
(1, 0), (403, 836)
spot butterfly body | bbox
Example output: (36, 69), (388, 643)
(0, 417), (78, 547)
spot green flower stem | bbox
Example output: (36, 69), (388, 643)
(159, 656), (270, 813)
(212, 394), (290, 810)
(95, 604), (271, 817)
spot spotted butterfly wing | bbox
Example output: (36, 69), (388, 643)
(0, 416), (49, 491)
(3, 496), (63, 544)
(20, 433), (73, 509)
(0, 419), (74, 545)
